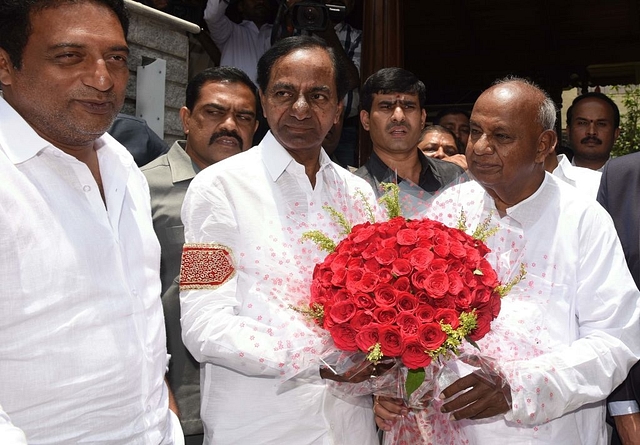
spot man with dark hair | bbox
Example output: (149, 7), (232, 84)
(0, 0), (178, 443)
(355, 67), (463, 197)
(179, 35), (378, 444)
(567, 91), (620, 171)
(435, 107), (471, 147)
(141, 66), (259, 445)
(418, 124), (467, 170)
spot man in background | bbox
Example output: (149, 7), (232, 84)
(435, 107), (470, 148)
(142, 66), (259, 445)
(0, 0), (177, 442)
(356, 67), (463, 196)
(567, 92), (620, 171)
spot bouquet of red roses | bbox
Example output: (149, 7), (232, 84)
(298, 184), (524, 399)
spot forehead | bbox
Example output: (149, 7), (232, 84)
(424, 131), (456, 145)
(25, 1), (126, 51)
(195, 80), (256, 109)
(472, 85), (537, 127)
(573, 98), (615, 120)
(372, 92), (421, 104)
(267, 47), (335, 91)
(439, 113), (469, 125)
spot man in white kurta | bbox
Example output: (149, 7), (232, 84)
(180, 36), (379, 444)
(426, 173), (640, 444)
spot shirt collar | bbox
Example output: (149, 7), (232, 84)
(504, 172), (554, 227)
(261, 131), (334, 182)
(167, 140), (199, 184)
(0, 96), (51, 164)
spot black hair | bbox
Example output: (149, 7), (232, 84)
(0, 0), (129, 69)
(566, 92), (620, 128)
(434, 107), (470, 124)
(256, 35), (349, 100)
(360, 67), (426, 113)
(185, 66), (258, 111)
(420, 124), (465, 153)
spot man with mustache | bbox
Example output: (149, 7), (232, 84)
(567, 92), (620, 171)
(141, 66), (259, 445)
(355, 67), (463, 197)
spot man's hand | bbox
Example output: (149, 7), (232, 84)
(443, 154), (468, 170)
(614, 413), (640, 445)
(440, 372), (511, 420)
(320, 360), (394, 383)
(373, 396), (407, 432)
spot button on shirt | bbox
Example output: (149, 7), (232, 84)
(180, 131), (379, 445)
(0, 97), (172, 444)
(424, 174), (640, 444)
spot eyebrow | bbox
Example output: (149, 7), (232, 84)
(48, 42), (130, 54)
(203, 102), (256, 117)
(378, 99), (417, 106)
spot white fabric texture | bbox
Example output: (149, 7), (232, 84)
(422, 173), (640, 444)
(204, 0), (272, 83)
(180, 131), (379, 445)
(0, 97), (172, 444)
(552, 154), (602, 198)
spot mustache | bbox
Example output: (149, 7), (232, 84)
(386, 122), (409, 131)
(209, 129), (243, 149)
(581, 136), (602, 145)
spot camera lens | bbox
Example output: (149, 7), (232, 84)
(301, 6), (320, 24)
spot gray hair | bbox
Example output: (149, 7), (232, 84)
(492, 76), (557, 131)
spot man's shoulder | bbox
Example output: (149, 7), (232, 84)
(605, 152), (640, 176)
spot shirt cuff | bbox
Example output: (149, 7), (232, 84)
(609, 401), (640, 416)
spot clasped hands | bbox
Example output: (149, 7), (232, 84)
(320, 360), (395, 384)
(374, 371), (512, 432)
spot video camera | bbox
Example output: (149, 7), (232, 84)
(291, 0), (347, 32)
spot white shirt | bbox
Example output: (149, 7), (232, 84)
(204, 0), (273, 83)
(0, 97), (172, 444)
(552, 154), (602, 198)
(180, 131), (379, 445)
(423, 173), (640, 444)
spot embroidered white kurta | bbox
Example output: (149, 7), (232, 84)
(180, 131), (379, 445)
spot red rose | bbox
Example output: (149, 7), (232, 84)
(411, 269), (431, 290)
(329, 323), (358, 351)
(447, 271), (465, 296)
(355, 324), (379, 352)
(330, 252), (350, 272)
(393, 276), (412, 293)
(361, 242), (379, 260)
(418, 322), (447, 350)
(427, 258), (449, 272)
(392, 258), (412, 276)
(414, 290), (431, 305)
(396, 228), (418, 246)
(454, 288), (474, 310)
(374, 284), (398, 306)
(397, 292), (419, 312)
(396, 312), (420, 336)
(329, 300), (357, 324)
(463, 269), (479, 288)
(398, 246), (413, 259)
(364, 258), (380, 273)
(350, 310), (374, 330)
(477, 258), (499, 287)
(331, 268), (347, 287)
(435, 308), (460, 329)
(449, 239), (467, 258)
(378, 268), (394, 283)
(354, 292), (376, 310)
(379, 325), (404, 357)
(374, 247), (398, 266)
(408, 248), (434, 271)
(352, 223), (377, 243)
(373, 306), (398, 324)
(489, 292), (501, 318)
(415, 304), (436, 322)
(416, 238), (435, 250)
(401, 336), (432, 369)
(472, 287), (493, 305)
(468, 312), (491, 341)
(423, 271), (449, 298)
(345, 268), (364, 293)
(356, 271), (379, 293)
(465, 246), (483, 266)
(332, 289), (351, 302)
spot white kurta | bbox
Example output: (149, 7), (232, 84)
(0, 98), (172, 443)
(424, 173), (640, 444)
(180, 131), (379, 445)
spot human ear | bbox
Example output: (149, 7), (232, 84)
(360, 109), (370, 131)
(535, 129), (557, 164)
